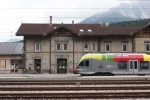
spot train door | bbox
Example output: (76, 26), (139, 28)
(129, 60), (138, 74)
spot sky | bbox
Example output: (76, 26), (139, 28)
(0, 0), (133, 42)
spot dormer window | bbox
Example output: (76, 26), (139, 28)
(79, 29), (84, 32)
(87, 29), (92, 32)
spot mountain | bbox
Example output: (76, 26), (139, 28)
(80, 1), (150, 24)
(109, 18), (150, 27)
(6, 39), (21, 42)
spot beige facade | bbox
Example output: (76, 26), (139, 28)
(24, 34), (135, 74)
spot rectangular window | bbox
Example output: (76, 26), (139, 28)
(134, 61), (137, 69)
(105, 44), (110, 52)
(85, 60), (89, 66)
(122, 44), (127, 52)
(64, 44), (67, 51)
(56, 44), (61, 51)
(84, 44), (89, 51)
(130, 61), (133, 69)
(93, 43), (95, 51)
(35, 43), (40, 51)
(118, 61), (127, 69)
(140, 61), (149, 69)
(146, 44), (150, 52)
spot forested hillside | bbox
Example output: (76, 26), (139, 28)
(109, 19), (150, 27)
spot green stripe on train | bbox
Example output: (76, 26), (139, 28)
(102, 54), (106, 60)
(107, 54), (114, 62)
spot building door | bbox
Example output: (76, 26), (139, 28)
(34, 59), (41, 74)
(57, 58), (67, 74)
(129, 60), (138, 74)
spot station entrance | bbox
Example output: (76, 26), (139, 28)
(34, 59), (41, 74)
(57, 58), (67, 74)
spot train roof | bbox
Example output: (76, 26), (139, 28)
(77, 53), (150, 65)
(86, 53), (148, 55)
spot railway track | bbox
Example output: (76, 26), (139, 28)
(1, 86), (150, 91)
(0, 80), (150, 85)
(0, 80), (150, 99)
(0, 92), (150, 99)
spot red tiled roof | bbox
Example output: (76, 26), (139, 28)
(16, 23), (139, 36)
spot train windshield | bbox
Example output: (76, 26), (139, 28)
(78, 60), (89, 67)
(79, 61), (84, 66)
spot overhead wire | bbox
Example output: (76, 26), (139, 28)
(0, 7), (150, 9)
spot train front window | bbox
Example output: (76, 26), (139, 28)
(85, 60), (89, 67)
(140, 61), (149, 69)
(79, 61), (84, 67)
(118, 61), (127, 69)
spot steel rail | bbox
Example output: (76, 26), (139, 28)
(0, 80), (149, 82)
(0, 86), (150, 91)
(0, 81), (150, 85)
(0, 92), (150, 99)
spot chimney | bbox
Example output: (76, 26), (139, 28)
(50, 16), (52, 26)
(105, 22), (109, 27)
(72, 20), (74, 27)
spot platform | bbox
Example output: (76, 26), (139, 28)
(0, 74), (150, 80)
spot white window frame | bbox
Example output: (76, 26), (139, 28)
(63, 43), (68, 51)
(146, 44), (150, 52)
(84, 44), (89, 51)
(35, 43), (41, 51)
(105, 44), (110, 52)
(122, 44), (127, 52)
(56, 43), (61, 51)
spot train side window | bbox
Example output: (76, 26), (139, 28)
(118, 61), (127, 69)
(79, 61), (84, 67)
(140, 61), (149, 69)
(130, 61), (133, 69)
(85, 60), (89, 66)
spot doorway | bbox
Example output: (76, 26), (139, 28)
(57, 58), (67, 74)
(129, 60), (138, 74)
(34, 59), (41, 74)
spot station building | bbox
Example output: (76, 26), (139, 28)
(0, 42), (23, 73)
(16, 16), (150, 74)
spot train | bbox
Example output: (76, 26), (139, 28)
(72, 53), (150, 76)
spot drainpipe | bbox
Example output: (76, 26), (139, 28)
(49, 36), (51, 73)
(73, 36), (74, 69)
